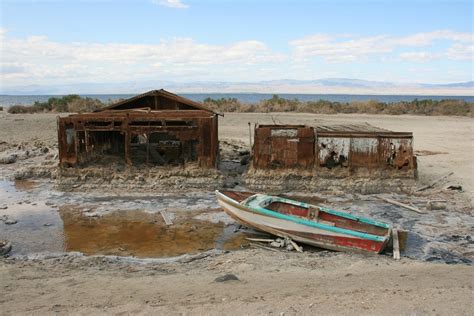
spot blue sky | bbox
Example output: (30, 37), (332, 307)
(1, 0), (473, 87)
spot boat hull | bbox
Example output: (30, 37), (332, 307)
(217, 191), (389, 254)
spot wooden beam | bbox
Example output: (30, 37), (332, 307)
(245, 238), (275, 243)
(378, 196), (426, 214)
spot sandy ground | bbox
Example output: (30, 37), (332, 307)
(2, 250), (474, 315)
(1, 111), (473, 314)
(1, 111), (472, 198)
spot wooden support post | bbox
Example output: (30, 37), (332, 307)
(392, 228), (400, 260)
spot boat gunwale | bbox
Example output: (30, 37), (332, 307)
(216, 190), (389, 243)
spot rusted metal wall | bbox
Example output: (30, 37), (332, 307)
(316, 131), (415, 171)
(252, 124), (416, 174)
(252, 125), (315, 169)
(58, 110), (218, 168)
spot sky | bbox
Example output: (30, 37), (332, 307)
(0, 0), (473, 89)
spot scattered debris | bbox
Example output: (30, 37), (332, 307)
(446, 185), (463, 192)
(245, 237), (303, 252)
(416, 172), (454, 192)
(0, 240), (12, 256)
(378, 196), (426, 214)
(214, 274), (239, 282)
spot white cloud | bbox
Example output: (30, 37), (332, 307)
(0, 31), (285, 86)
(399, 51), (438, 62)
(152, 0), (189, 9)
(290, 30), (474, 63)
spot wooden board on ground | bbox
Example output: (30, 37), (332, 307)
(160, 210), (173, 225)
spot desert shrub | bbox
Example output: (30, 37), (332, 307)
(0, 106), (3, 111)
(8, 105), (34, 114)
(7, 95), (106, 114)
(203, 97), (244, 112)
(259, 95), (300, 112)
(67, 97), (104, 113)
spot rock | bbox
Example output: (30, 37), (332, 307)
(270, 238), (285, 248)
(0, 153), (17, 164)
(5, 219), (17, 225)
(0, 240), (12, 256)
(0, 205), (7, 210)
(43, 223), (52, 227)
(214, 274), (239, 282)
(426, 201), (447, 210)
(85, 212), (100, 218)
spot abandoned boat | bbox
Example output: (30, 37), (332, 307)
(216, 190), (393, 254)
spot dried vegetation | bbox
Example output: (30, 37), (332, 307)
(204, 95), (473, 116)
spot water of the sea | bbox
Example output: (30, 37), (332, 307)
(1, 93), (472, 107)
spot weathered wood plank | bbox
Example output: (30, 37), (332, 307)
(289, 239), (303, 253)
(378, 196), (426, 214)
(245, 238), (275, 243)
(392, 228), (400, 260)
(160, 210), (173, 225)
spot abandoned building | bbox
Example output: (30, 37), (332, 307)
(252, 124), (416, 176)
(58, 89), (219, 168)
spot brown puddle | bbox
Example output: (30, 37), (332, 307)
(59, 207), (252, 258)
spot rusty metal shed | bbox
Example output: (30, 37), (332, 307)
(58, 89), (219, 168)
(251, 123), (416, 175)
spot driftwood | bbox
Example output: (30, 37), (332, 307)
(245, 238), (275, 243)
(416, 172), (454, 192)
(392, 229), (400, 260)
(378, 196), (426, 214)
(160, 210), (173, 225)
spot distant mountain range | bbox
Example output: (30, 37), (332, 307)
(2, 78), (473, 96)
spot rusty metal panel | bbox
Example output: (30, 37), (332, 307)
(379, 137), (414, 170)
(252, 125), (314, 169)
(317, 136), (350, 168)
(349, 137), (379, 168)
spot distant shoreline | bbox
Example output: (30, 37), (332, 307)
(1, 93), (473, 107)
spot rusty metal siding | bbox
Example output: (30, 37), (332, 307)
(317, 137), (350, 168)
(252, 125), (314, 169)
(252, 124), (416, 175)
(315, 131), (416, 172)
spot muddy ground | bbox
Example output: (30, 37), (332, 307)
(0, 111), (473, 314)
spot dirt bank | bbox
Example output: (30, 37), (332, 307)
(1, 250), (473, 315)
